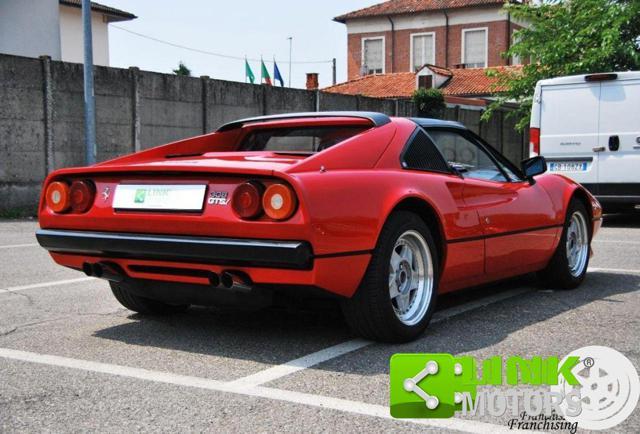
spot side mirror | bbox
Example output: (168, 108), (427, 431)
(521, 156), (547, 183)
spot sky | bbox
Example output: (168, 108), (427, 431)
(105, 0), (379, 89)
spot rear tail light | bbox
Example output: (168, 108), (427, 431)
(530, 127), (540, 156)
(263, 183), (297, 221)
(45, 181), (71, 213)
(69, 180), (95, 213)
(232, 181), (264, 219)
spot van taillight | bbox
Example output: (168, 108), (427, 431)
(530, 127), (540, 156)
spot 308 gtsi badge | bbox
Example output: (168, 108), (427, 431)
(36, 111), (602, 342)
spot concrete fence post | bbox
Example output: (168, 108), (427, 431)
(40, 55), (54, 174)
(129, 67), (141, 152)
(315, 90), (320, 112)
(200, 76), (210, 134)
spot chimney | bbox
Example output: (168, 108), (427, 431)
(306, 73), (319, 90)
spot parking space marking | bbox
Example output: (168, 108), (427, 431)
(0, 347), (537, 434)
(0, 277), (95, 293)
(593, 239), (640, 245)
(0, 243), (38, 249)
(588, 267), (640, 274)
(228, 339), (371, 387)
(231, 287), (533, 388)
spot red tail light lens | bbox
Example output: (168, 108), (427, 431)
(263, 183), (297, 221)
(69, 180), (95, 213)
(529, 127), (540, 156)
(45, 181), (71, 213)
(232, 182), (263, 219)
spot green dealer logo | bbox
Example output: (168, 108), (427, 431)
(134, 189), (147, 203)
(390, 353), (581, 419)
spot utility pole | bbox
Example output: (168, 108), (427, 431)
(287, 37), (292, 87)
(82, 0), (96, 165)
(332, 58), (336, 85)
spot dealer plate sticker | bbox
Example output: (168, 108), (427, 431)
(549, 162), (587, 172)
(112, 184), (206, 210)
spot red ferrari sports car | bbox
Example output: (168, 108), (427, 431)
(37, 112), (602, 342)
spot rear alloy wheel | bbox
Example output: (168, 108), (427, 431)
(110, 281), (189, 315)
(539, 199), (591, 289)
(341, 211), (439, 342)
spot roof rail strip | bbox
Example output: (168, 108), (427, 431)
(216, 111), (391, 132)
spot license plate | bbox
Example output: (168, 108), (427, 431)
(549, 162), (587, 172)
(113, 184), (206, 211)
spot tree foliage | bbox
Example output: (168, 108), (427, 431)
(412, 87), (446, 118)
(173, 61), (192, 77)
(485, 0), (640, 130)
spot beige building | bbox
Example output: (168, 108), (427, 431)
(0, 0), (135, 66)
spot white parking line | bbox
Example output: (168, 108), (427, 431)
(0, 277), (95, 293)
(588, 267), (640, 274)
(232, 287), (533, 388)
(0, 347), (537, 434)
(593, 239), (640, 245)
(0, 243), (38, 249)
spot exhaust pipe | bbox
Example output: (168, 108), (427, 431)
(82, 262), (93, 277)
(220, 270), (252, 292)
(82, 262), (124, 282)
(208, 272), (220, 287)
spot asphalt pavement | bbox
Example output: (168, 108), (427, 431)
(0, 217), (639, 433)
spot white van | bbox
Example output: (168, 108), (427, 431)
(530, 71), (640, 212)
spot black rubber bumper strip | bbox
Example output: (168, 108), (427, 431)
(36, 229), (313, 270)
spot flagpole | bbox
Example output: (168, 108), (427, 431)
(287, 37), (292, 88)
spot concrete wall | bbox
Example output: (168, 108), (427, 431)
(0, 0), (62, 61)
(0, 53), (526, 215)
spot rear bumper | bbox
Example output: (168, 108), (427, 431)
(36, 229), (313, 270)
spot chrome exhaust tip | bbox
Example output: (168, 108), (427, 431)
(220, 272), (234, 289)
(208, 272), (220, 287)
(82, 262), (93, 277)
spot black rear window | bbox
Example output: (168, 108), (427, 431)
(238, 126), (368, 153)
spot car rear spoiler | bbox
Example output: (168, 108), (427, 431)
(216, 111), (391, 132)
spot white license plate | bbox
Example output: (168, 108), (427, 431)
(549, 162), (588, 172)
(112, 184), (206, 211)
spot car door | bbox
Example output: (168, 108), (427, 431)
(426, 128), (558, 279)
(597, 78), (640, 197)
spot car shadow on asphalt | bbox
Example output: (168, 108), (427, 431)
(91, 270), (640, 373)
(602, 213), (640, 228)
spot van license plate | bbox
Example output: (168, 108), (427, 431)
(113, 184), (206, 211)
(549, 162), (587, 172)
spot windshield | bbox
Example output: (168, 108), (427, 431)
(238, 126), (368, 153)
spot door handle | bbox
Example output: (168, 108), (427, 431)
(592, 146), (605, 152)
(609, 135), (620, 151)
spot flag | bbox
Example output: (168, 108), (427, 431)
(245, 58), (255, 84)
(273, 59), (284, 87)
(261, 59), (272, 85)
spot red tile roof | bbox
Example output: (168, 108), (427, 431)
(323, 65), (520, 98)
(335, 0), (507, 22)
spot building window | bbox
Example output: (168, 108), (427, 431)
(361, 37), (384, 75)
(411, 33), (435, 72)
(462, 28), (488, 68)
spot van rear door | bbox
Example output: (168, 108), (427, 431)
(539, 81), (600, 191)
(596, 78), (640, 198)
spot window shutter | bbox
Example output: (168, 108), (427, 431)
(412, 35), (434, 71)
(463, 30), (486, 68)
(364, 39), (383, 74)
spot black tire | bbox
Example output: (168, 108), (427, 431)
(538, 199), (591, 289)
(340, 211), (439, 343)
(110, 281), (189, 315)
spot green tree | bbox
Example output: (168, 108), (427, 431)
(412, 88), (446, 118)
(485, 0), (640, 130)
(173, 61), (191, 76)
